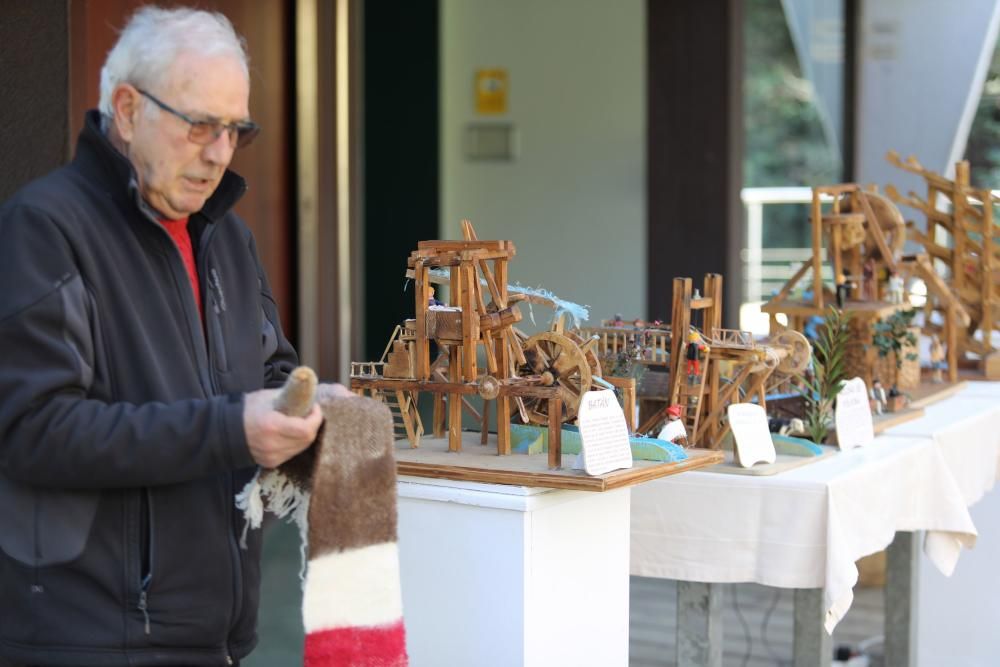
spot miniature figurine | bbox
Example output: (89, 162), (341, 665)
(632, 318), (645, 329)
(612, 313), (624, 327)
(869, 378), (887, 415)
(657, 404), (687, 446)
(862, 257), (877, 301)
(887, 385), (906, 412)
(887, 271), (905, 304)
(929, 334), (945, 383)
(685, 330), (706, 379)
(428, 286), (444, 307)
(835, 273), (857, 309)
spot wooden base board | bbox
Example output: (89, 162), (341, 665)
(394, 432), (723, 491)
(907, 379), (966, 408)
(872, 406), (925, 432)
(703, 446), (838, 476)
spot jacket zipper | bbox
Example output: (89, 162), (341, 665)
(138, 488), (154, 635)
(226, 473), (244, 655)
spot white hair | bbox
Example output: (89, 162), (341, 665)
(98, 6), (249, 119)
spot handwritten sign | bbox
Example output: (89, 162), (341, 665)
(727, 403), (776, 468)
(835, 377), (874, 451)
(574, 390), (633, 476)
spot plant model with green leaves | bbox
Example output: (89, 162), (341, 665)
(871, 308), (918, 370)
(797, 307), (852, 444)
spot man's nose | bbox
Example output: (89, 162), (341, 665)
(201, 129), (237, 165)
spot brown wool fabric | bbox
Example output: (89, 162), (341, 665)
(302, 396), (399, 558)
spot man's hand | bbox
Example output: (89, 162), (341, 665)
(243, 388), (324, 468)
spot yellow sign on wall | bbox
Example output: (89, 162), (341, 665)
(475, 69), (508, 115)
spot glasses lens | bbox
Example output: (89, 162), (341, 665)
(235, 123), (260, 149)
(187, 121), (220, 145)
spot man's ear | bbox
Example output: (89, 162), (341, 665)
(110, 85), (141, 143)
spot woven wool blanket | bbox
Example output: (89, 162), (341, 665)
(237, 376), (408, 667)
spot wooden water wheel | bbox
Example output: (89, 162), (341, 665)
(518, 331), (601, 424)
(840, 190), (907, 259)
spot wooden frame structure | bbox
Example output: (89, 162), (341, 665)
(350, 220), (637, 470)
(885, 152), (993, 377)
(580, 274), (810, 450)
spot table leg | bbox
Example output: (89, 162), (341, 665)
(885, 530), (918, 667)
(677, 581), (723, 667)
(794, 588), (831, 667)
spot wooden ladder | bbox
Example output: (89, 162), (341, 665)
(383, 390), (423, 448)
(678, 357), (710, 444)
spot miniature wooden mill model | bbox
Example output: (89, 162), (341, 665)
(885, 151), (993, 378)
(351, 221), (627, 469)
(579, 274), (811, 449)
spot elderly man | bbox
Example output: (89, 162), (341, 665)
(0, 7), (328, 666)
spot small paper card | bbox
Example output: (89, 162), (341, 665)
(727, 403), (776, 468)
(573, 390), (633, 476)
(835, 377), (874, 451)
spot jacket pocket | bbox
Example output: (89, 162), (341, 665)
(208, 298), (230, 373)
(0, 473), (99, 566)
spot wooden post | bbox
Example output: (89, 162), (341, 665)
(548, 396), (562, 470)
(669, 278), (693, 406)
(414, 260), (430, 380)
(981, 189), (994, 360)
(703, 274), (723, 445)
(433, 393), (445, 437)
(448, 266), (463, 452)
(481, 398), (490, 445)
(953, 162), (969, 293)
(496, 258), (512, 455)
(946, 304), (958, 384)
(461, 262), (478, 382)
(812, 188), (824, 309)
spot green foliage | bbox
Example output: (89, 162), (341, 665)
(797, 307), (851, 444)
(871, 309), (919, 370)
(744, 0), (841, 190)
(743, 0), (843, 250)
(966, 37), (1000, 188)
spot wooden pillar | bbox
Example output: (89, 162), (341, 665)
(647, 0), (743, 323)
(812, 189), (825, 308)
(496, 258), (512, 455)
(669, 278), (693, 406)
(448, 265), (463, 452)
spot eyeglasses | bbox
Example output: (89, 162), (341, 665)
(136, 88), (260, 149)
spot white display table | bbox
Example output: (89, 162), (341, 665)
(396, 477), (631, 667)
(631, 383), (1000, 666)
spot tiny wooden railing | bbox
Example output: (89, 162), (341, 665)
(709, 328), (755, 349)
(350, 361), (385, 378)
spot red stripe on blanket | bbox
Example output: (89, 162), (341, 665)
(304, 619), (408, 667)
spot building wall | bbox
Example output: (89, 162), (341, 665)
(856, 0), (1000, 192)
(440, 0), (646, 326)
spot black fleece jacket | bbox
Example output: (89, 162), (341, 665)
(0, 111), (296, 666)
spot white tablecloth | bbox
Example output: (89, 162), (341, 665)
(886, 382), (1000, 507)
(630, 386), (998, 633)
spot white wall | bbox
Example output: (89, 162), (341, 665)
(856, 0), (1000, 194)
(440, 0), (646, 327)
(916, 488), (1000, 666)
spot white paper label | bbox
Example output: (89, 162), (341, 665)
(835, 377), (875, 451)
(727, 403), (776, 468)
(574, 390), (633, 476)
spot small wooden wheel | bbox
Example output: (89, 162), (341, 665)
(773, 329), (812, 375)
(519, 332), (594, 424)
(841, 191), (907, 259)
(477, 374), (501, 401)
